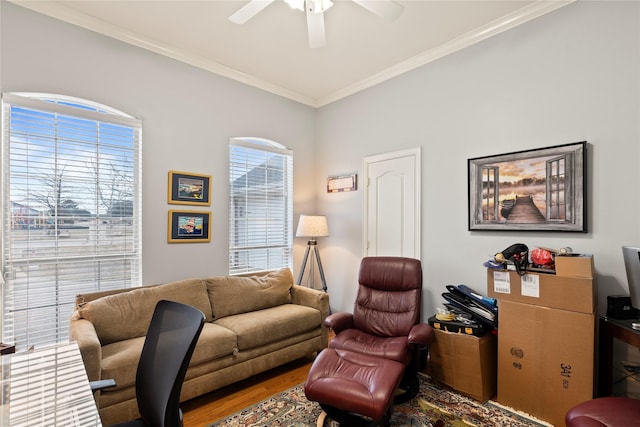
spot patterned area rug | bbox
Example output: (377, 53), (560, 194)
(207, 373), (550, 427)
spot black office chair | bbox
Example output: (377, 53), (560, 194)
(101, 299), (205, 427)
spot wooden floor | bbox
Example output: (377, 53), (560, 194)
(181, 356), (315, 427)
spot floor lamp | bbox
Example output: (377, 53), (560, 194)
(296, 215), (328, 292)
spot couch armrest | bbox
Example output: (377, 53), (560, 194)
(69, 317), (102, 382)
(324, 312), (354, 335)
(408, 323), (434, 347)
(291, 285), (330, 348)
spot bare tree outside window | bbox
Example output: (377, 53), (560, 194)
(1, 93), (141, 350)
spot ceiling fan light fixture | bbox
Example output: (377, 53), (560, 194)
(231, 0), (401, 49)
(319, 0), (334, 12)
(289, 0), (332, 14)
(284, 0), (305, 11)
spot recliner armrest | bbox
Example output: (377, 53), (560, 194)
(408, 323), (434, 347)
(324, 312), (354, 334)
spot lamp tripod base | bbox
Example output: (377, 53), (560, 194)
(296, 240), (327, 293)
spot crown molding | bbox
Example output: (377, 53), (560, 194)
(10, 0), (574, 108)
(8, 0), (317, 106)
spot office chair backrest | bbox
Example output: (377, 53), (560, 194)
(354, 257), (422, 338)
(136, 300), (205, 427)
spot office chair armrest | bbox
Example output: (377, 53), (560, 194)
(324, 312), (354, 334)
(89, 378), (116, 392)
(408, 323), (434, 347)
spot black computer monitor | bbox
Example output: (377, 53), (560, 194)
(622, 246), (640, 312)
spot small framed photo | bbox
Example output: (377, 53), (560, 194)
(168, 171), (211, 206)
(168, 210), (211, 243)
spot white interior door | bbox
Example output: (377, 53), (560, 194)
(363, 148), (421, 258)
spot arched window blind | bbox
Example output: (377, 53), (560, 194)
(1, 93), (142, 350)
(229, 138), (293, 275)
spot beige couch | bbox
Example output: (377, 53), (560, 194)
(69, 268), (329, 425)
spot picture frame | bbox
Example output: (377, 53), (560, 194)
(327, 173), (357, 193)
(468, 141), (587, 232)
(168, 210), (211, 243)
(168, 171), (211, 206)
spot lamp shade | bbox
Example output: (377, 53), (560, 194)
(296, 215), (329, 237)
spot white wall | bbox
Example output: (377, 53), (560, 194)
(2, 2), (639, 321)
(316, 1), (640, 317)
(0, 2), (317, 284)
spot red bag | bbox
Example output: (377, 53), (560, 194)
(531, 248), (554, 266)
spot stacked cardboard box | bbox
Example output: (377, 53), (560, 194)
(428, 329), (497, 402)
(487, 255), (596, 427)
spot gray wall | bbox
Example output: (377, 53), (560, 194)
(316, 1), (640, 316)
(0, 2), (317, 284)
(2, 1), (640, 320)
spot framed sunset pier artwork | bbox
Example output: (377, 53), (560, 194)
(468, 141), (586, 232)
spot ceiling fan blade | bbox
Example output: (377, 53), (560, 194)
(306, 6), (326, 48)
(351, 0), (403, 21)
(229, 0), (275, 24)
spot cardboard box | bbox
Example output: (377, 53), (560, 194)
(555, 254), (594, 278)
(496, 300), (595, 427)
(486, 269), (596, 314)
(428, 329), (497, 402)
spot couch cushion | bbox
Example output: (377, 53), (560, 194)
(76, 278), (212, 345)
(206, 268), (293, 319)
(214, 304), (320, 350)
(190, 323), (238, 366)
(101, 336), (145, 391)
(100, 323), (238, 392)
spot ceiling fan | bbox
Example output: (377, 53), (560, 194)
(229, 0), (404, 49)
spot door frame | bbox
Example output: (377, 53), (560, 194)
(362, 147), (421, 258)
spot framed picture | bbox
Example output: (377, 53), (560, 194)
(168, 210), (211, 243)
(468, 141), (587, 232)
(168, 171), (211, 206)
(327, 173), (357, 193)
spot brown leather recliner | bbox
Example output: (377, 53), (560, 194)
(326, 256), (434, 398)
(305, 257), (434, 426)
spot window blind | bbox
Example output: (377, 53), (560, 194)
(1, 93), (142, 350)
(2, 342), (101, 425)
(229, 138), (293, 275)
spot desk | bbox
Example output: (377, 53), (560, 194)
(0, 342), (102, 426)
(597, 316), (640, 397)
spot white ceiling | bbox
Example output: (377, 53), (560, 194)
(10, 0), (573, 107)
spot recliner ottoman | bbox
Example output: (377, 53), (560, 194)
(304, 347), (404, 425)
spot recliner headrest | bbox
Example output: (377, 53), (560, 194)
(358, 257), (422, 291)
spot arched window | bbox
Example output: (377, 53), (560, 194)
(1, 93), (142, 349)
(229, 137), (293, 275)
